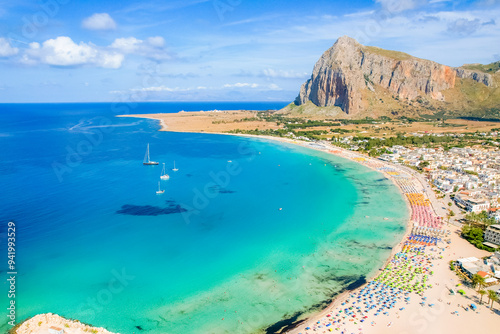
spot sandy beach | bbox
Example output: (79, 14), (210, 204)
(277, 144), (499, 334)
(15, 112), (499, 334)
(123, 112), (500, 334)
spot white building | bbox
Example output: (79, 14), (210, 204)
(48, 327), (64, 334)
(454, 193), (490, 213)
(484, 225), (500, 247)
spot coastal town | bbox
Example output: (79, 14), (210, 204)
(282, 135), (500, 334)
(4, 0), (500, 333)
(121, 110), (500, 334)
(11, 113), (500, 334)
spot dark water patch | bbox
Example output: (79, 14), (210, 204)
(346, 239), (361, 246)
(135, 325), (143, 331)
(116, 203), (187, 216)
(360, 188), (371, 194)
(254, 272), (267, 281)
(345, 276), (366, 290)
(0, 163), (19, 175)
(368, 243), (392, 250)
(265, 311), (304, 334)
(208, 185), (236, 194)
(266, 275), (366, 333)
(185, 173), (193, 177)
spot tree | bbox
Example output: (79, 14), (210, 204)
(478, 289), (486, 305)
(448, 202), (452, 207)
(472, 274), (486, 291)
(419, 161), (430, 169)
(487, 290), (499, 310)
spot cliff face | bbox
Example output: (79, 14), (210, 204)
(295, 36), (495, 115)
(455, 68), (494, 87)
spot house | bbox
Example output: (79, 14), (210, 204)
(484, 224), (500, 248)
(490, 209), (500, 222)
(454, 192), (490, 213)
(457, 257), (499, 284)
(48, 327), (64, 334)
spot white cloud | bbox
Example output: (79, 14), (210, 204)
(478, 0), (500, 5)
(132, 86), (186, 92)
(110, 36), (169, 60)
(126, 86), (207, 93)
(223, 83), (259, 88)
(147, 36), (165, 47)
(23, 36), (123, 68)
(375, 0), (427, 13)
(268, 83), (282, 90)
(0, 38), (19, 57)
(447, 18), (481, 35)
(344, 10), (376, 18)
(261, 68), (309, 79)
(110, 37), (142, 53)
(82, 13), (117, 31)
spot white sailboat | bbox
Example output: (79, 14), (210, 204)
(172, 161), (179, 172)
(143, 143), (159, 165)
(160, 163), (170, 180)
(156, 181), (165, 194)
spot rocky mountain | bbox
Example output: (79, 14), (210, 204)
(293, 36), (499, 117)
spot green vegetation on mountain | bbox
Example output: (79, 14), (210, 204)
(363, 46), (414, 61)
(462, 61), (500, 74)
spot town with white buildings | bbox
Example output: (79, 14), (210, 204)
(332, 131), (500, 251)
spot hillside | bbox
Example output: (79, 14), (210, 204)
(288, 36), (499, 119)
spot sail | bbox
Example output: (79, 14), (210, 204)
(144, 144), (150, 163)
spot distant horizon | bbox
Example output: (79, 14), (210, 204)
(0, 0), (499, 103)
(0, 100), (292, 104)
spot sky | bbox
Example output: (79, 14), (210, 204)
(0, 0), (499, 103)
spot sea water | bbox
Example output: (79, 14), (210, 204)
(0, 102), (408, 333)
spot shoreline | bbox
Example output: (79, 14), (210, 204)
(125, 113), (499, 334)
(123, 114), (434, 333)
(15, 112), (497, 334)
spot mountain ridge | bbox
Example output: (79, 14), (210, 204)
(292, 36), (499, 118)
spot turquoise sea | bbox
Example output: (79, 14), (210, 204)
(0, 102), (408, 333)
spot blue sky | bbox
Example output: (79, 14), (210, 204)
(0, 0), (499, 102)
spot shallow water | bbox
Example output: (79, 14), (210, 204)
(0, 103), (408, 333)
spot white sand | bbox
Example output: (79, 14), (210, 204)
(16, 122), (500, 334)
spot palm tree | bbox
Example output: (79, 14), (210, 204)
(488, 290), (499, 310)
(478, 289), (486, 305)
(472, 274), (486, 291)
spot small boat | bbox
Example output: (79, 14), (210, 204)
(172, 161), (179, 172)
(156, 181), (165, 194)
(143, 143), (159, 165)
(160, 163), (170, 180)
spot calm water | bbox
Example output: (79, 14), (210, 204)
(0, 102), (408, 333)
